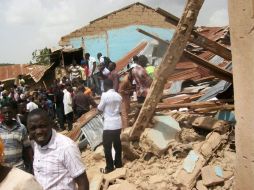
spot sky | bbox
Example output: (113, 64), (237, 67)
(0, 0), (229, 64)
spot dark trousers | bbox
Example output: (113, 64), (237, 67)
(56, 105), (65, 130)
(103, 129), (122, 171)
(137, 96), (146, 103)
(65, 112), (73, 131)
(76, 110), (88, 118)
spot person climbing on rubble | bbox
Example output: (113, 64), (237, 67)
(85, 53), (101, 96)
(98, 79), (123, 174)
(27, 109), (89, 190)
(108, 62), (120, 92)
(131, 55), (152, 103)
(0, 137), (43, 190)
(118, 69), (135, 128)
(73, 85), (97, 118)
(97, 52), (111, 93)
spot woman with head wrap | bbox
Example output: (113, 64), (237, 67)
(0, 138), (43, 190)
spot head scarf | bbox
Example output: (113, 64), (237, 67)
(0, 137), (4, 164)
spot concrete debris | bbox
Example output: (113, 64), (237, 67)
(90, 174), (104, 190)
(201, 165), (225, 186)
(103, 168), (127, 190)
(140, 115), (181, 156)
(196, 180), (208, 190)
(92, 146), (104, 161)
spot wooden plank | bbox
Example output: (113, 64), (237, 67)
(156, 8), (232, 61)
(184, 50), (233, 83)
(130, 0), (205, 140)
(137, 28), (233, 83)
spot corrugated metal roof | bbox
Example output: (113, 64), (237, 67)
(26, 64), (53, 83)
(81, 114), (104, 150)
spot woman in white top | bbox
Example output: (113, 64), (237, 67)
(0, 137), (43, 190)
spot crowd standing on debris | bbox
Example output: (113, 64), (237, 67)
(0, 52), (153, 189)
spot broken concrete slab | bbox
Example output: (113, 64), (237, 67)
(191, 116), (230, 133)
(175, 132), (226, 189)
(201, 165), (225, 186)
(199, 132), (222, 159)
(140, 115), (181, 156)
(175, 150), (206, 188)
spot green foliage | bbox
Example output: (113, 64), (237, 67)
(30, 47), (51, 65)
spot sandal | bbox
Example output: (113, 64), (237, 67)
(100, 168), (113, 174)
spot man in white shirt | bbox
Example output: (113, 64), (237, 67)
(63, 85), (73, 131)
(27, 109), (89, 190)
(97, 79), (123, 174)
(26, 97), (38, 112)
(85, 53), (101, 95)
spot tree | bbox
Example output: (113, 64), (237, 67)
(30, 47), (51, 65)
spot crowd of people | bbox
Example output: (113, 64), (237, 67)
(0, 52), (154, 190)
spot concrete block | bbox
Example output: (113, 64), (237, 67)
(201, 165), (224, 186)
(140, 115), (181, 156)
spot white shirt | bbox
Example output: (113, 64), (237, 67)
(63, 89), (73, 115)
(0, 168), (43, 190)
(26, 102), (38, 112)
(98, 89), (122, 130)
(88, 57), (99, 76)
(32, 130), (86, 190)
(99, 56), (104, 64)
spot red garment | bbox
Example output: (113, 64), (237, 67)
(82, 65), (89, 78)
(131, 65), (152, 97)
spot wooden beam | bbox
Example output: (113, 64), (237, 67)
(183, 50), (233, 83)
(130, 0), (205, 140)
(137, 28), (233, 83)
(156, 8), (232, 61)
(156, 100), (233, 111)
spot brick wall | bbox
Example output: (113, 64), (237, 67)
(59, 4), (175, 46)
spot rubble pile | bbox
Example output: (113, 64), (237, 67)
(73, 73), (235, 190)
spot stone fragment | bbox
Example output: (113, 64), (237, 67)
(117, 181), (137, 190)
(149, 174), (166, 184)
(196, 180), (208, 190)
(140, 115), (181, 156)
(93, 146), (104, 160)
(107, 184), (121, 190)
(201, 166), (224, 186)
(104, 168), (127, 182)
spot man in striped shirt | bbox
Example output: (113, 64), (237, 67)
(27, 109), (89, 190)
(0, 102), (32, 170)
